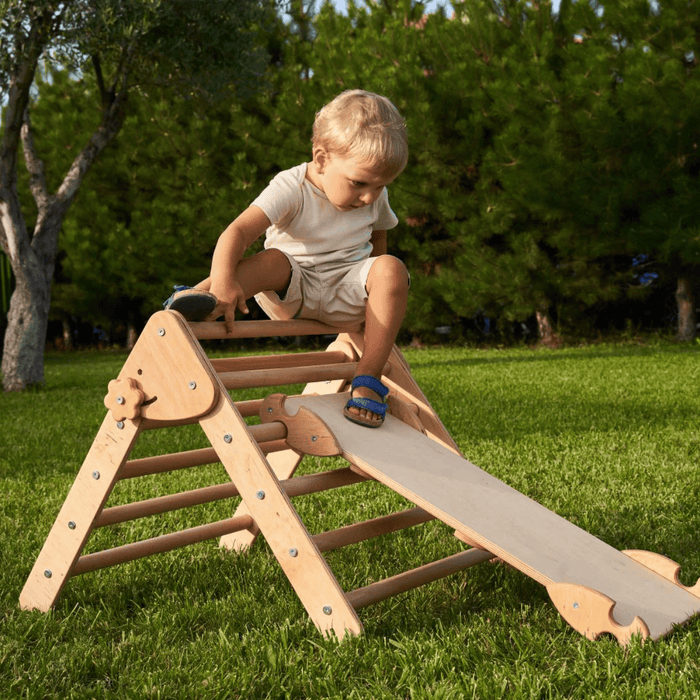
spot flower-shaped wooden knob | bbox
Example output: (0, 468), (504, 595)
(104, 378), (145, 422)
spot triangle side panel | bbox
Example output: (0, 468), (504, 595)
(199, 391), (363, 639)
(20, 415), (143, 611)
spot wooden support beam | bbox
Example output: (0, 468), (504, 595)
(346, 548), (496, 610)
(72, 515), (255, 575)
(313, 507), (434, 553)
(210, 351), (348, 374)
(121, 438), (289, 480)
(190, 319), (361, 340)
(219, 362), (356, 391)
(141, 399), (265, 430)
(96, 467), (367, 527)
(219, 360), (391, 392)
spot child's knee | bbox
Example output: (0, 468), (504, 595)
(368, 255), (409, 292)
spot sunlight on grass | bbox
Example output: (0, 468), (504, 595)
(1, 342), (699, 698)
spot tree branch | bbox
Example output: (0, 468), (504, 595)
(20, 108), (50, 211)
(92, 53), (108, 108)
(0, 7), (56, 264)
(0, 13), (49, 190)
(54, 83), (129, 212)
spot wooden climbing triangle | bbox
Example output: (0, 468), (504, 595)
(20, 310), (700, 644)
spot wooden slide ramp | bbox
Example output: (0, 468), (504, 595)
(286, 393), (700, 644)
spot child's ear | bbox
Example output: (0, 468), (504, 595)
(313, 146), (329, 174)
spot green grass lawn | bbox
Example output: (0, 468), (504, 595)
(1, 340), (700, 699)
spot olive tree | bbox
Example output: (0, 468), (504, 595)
(0, 0), (269, 390)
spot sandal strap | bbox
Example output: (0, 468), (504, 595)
(350, 375), (389, 398)
(345, 397), (387, 417)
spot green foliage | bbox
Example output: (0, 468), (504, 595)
(1, 343), (700, 696)
(0, 0), (270, 103)
(20, 0), (700, 342)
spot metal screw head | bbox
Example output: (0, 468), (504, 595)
(116, 396), (125, 405)
(188, 381), (197, 390)
(158, 328), (166, 336)
(92, 471), (101, 480)
(322, 606), (332, 615)
(267, 407), (273, 413)
(573, 602), (579, 609)
(44, 570), (52, 579)
(289, 548), (298, 558)
(255, 490), (266, 500)
(223, 434), (233, 444)
(311, 436), (318, 442)
(68, 521), (76, 530)
(116, 421), (125, 430)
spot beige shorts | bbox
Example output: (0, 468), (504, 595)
(255, 254), (379, 328)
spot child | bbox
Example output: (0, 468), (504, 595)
(165, 89), (409, 428)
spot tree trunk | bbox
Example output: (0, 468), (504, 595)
(1, 75), (127, 390)
(62, 318), (73, 350)
(126, 323), (138, 350)
(1, 207), (61, 390)
(675, 275), (696, 342)
(1, 258), (52, 389)
(535, 307), (560, 348)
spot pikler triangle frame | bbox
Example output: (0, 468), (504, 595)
(20, 310), (700, 644)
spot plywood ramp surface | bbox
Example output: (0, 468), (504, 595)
(288, 393), (700, 640)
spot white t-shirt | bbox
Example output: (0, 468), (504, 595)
(251, 163), (398, 267)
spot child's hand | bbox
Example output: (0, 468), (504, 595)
(207, 279), (249, 334)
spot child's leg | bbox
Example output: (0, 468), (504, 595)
(171, 249), (292, 324)
(347, 255), (409, 425)
(196, 249), (292, 300)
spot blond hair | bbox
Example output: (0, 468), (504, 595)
(312, 90), (408, 179)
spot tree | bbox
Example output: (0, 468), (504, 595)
(513, 0), (700, 340)
(0, 0), (269, 390)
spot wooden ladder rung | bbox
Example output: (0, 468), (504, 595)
(219, 360), (391, 391)
(219, 362), (357, 391)
(313, 507), (434, 553)
(346, 548), (496, 610)
(210, 350), (349, 374)
(122, 423), (288, 479)
(141, 399), (268, 430)
(190, 319), (361, 340)
(97, 467), (368, 528)
(72, 514), (255, 575)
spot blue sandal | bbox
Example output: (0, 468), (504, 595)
(344, 375), (389, 428)
(163, 286), (217, 322)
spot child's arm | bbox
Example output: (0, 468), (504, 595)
(209, 205), (271, 329)
(370, 230), (387, 257)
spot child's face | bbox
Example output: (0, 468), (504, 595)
(312, 150), (397, 212)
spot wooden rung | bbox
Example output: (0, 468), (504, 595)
(235, 399), (265, 417)
(95, 482), (241, 527)
(121, 447), (222, 479)
(219, 360), (390, 391)
(283, 467), (369, 498)
(190, 319), (361, 340)
(313, 508), (435, 553)
(219, 362), (357, 391)
(121, 423), (287, 479)
(346, 548), (496, 610)
(97, 467), (368, 528)
(210, 350), (349, 374)
(141, 399), (265, 430)
(72, 515), (255, 575)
